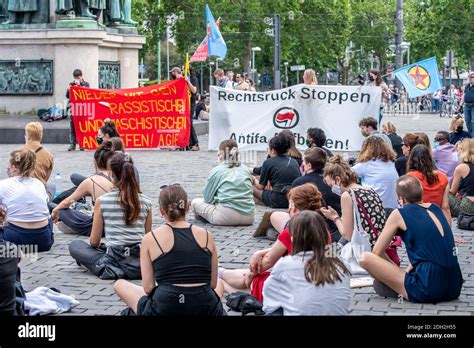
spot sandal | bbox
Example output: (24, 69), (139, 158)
(253, 211), (274, 238)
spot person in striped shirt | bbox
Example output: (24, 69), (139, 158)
(69, 152), (152, 279)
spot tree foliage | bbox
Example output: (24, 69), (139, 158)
(132, 0), (473, 87)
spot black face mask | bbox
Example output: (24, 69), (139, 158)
(369, 76), (375, 82)
(457, 125), (464, 133)
(96, 136), (103, 145)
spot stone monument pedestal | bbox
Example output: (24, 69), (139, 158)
(0, 27), (145, 115)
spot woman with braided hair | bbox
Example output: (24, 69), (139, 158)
(114, 184), (226, 316)
(69, 152), (152, 279)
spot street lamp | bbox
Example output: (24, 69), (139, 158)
(401, 42), (411, 65)
(251, 47), (261, 73)
(284, 62), (289, 87)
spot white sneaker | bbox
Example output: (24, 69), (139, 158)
(57, 221), (77, 234)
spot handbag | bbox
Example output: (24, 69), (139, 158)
(339, 191), (372, 275)
(96, 244), (142, 280)
(353, 193), (401, 266)
(271, 158), (292, 194)
(457, 213), (474, 230)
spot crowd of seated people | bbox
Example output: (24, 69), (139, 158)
(1, 114), (471, 316)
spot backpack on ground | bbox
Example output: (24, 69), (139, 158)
(225, 292), (264, 316)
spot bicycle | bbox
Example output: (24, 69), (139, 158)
(440, 96), (455, 118)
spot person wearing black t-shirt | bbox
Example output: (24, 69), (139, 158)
(170, 67), (199, 151)
(395, 133), (422, 176)
(292, 147), (342, 241)
(253, 134), (301, 208)
(292, 147), (341, 212)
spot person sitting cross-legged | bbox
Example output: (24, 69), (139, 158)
(359, 175), (463, 303)
(219, 184), (332, 302)
(0, 150), (53, 252)
(252, 134), (301, 209)
(68, 152), (152, 280)
(113, 184), (225, 316)
(191, 139), (255, 226)
(406, 144), (451, 224)
(51, 141), (115, 236)
(262, 211), (351, 315)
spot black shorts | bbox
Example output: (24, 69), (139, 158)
(137, 284), (226, 316)
(262, 190), (289, 209)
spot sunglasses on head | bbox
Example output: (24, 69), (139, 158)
(159, 183), (181, 190)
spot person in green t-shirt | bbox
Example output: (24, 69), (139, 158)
(191, 140), (255, 226)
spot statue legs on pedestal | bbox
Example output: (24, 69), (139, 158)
(120, 0), (136, 25)
(2, 0), (38, 24)
(76, 0), (96, 18)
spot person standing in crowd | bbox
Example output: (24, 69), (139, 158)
(306, 127), (333, 157)
(20, 122), (54, 198)
(432, 131), (458, 182)
(51, 141), (115, 235)
(449, 139), (474, 217)
(246, 77), (257, 92)
(360, 176), (463, 303)
(0, 150), (53, 252)
(66, 69), (89, 152)
(252, 134), (301, 209)
(226, 70), (235, 88)
(219, 184), (333, 302)
(432, 89), (441, 113)
(395, 133), (421, 176)
(303, 69), (318, 85)
(382, 122), (403, 158)
(449, 117), (471, 145)
(234, 73), (249, 91)
(214, 69), (234, 89)
(262, 211), (351, 316)
(460, 72), (474, 137)
(358, 117), (392, 149)
(448, 84), (458, 99)
(113, 185), (225, 316)
(195, 94), (210, 120)
(170, 67), (199, 151)
(191, 140), (255, 226)
(352, 136), (399, 210)
(406, 144), (451, 223)
(69, 152), (152, 279)
(364, 70), (388, 123)
(320, 156), (391, 254)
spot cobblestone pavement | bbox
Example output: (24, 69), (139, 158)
(1, 114), (473, 315)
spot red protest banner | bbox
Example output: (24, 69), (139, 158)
(69, 78), (190, 150)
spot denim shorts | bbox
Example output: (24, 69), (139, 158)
(137, 284), (226, 316)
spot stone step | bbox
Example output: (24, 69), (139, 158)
(0, 115), (209, 144)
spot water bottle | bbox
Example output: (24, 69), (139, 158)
(54, 173), (62, 198)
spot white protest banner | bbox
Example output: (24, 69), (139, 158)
(209, 84), (381, 151)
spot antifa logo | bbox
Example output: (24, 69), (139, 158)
(273, 107), (299, 129)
